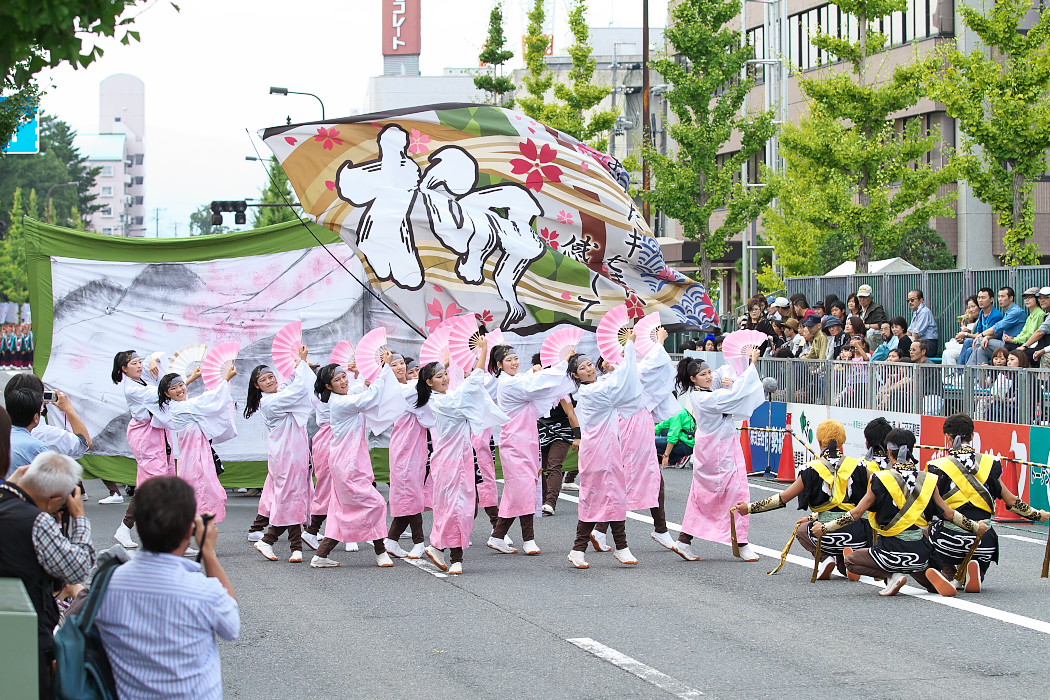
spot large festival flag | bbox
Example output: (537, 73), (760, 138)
(261, 103), (718, 335)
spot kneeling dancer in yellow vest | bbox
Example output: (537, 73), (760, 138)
(925, 413), (1050, 595)
(735, 419), (873, 580)
(812, 428), (986, 596)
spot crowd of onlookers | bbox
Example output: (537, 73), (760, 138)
(1, 323), (34, 369)
(0, 372), (237, 699)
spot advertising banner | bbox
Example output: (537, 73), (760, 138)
(747, 401), (786, 475)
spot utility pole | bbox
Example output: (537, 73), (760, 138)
(641, 0), (651, 225)
(153, 207), (166, 238)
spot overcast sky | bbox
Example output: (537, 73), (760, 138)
(37, 0), (667, 237)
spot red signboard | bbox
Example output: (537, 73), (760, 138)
(382, 0), (421, 56)
(920, 415), (1031, 506)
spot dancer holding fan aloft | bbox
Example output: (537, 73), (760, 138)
(566, 331), (643, 570)
(672, 344), (765, 563)
(484, 342), (576, 556)
(310, 355), (407, 568)
(245, 345), (315, 563)
(153, 363), (238, 523)
(110, 349), (177, 549)
(419, 340), (510, 575)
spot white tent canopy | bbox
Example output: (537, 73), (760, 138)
(825, 257), (921, 276)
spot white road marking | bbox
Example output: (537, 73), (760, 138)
(403, 556), (449, 578)
(567, 637), (704, 699)
(746, 482), (782, 493)
(1001, 533), (1047, 545)
(555, 484), (1050, 636)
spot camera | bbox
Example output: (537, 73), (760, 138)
(42, 389), (58, 402)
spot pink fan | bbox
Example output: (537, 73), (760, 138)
(201, 342), (240, 389)
(447, 315), (506, 372)
(721, 329), (768, 375)
(356, 327), (388, 382)
(419, 323), (453, 366)
(329, 340), (355, 369)
(596, 304), (632, 365)
(634, 312), (664, 357)
(541, 326), (584, 368)
(169, 343), (208, 378)
(271, 321), (302, 380)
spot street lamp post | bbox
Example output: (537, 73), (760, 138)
(269, 87), (326, 120)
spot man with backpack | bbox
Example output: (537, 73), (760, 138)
(0, 452), (96, 699)
(94, 476), (239, 699)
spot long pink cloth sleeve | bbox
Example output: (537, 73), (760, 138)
(574, 342), (643, 523)
(495, 364), (575, 518)
(388, 383), (434, 517)
(620, 346), (675, 510)
(124, 377), (175, 486)
(680, 365), (765, 544)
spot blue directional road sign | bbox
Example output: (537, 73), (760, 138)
(1, 98), (40, 154)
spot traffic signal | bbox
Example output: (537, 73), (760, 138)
(209, 200), (249, 226)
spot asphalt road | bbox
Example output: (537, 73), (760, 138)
(81, 470), (1050, 700)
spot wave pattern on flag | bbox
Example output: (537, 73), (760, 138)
(261, 103), (718, 334)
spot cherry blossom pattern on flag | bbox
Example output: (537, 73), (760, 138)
(315, 127), (343, 150)
(425, 296), (465, 333)
(510, 139), (563, 192)
(409, 129), (431, 155)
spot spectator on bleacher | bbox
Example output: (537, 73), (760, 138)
(846, 293), (860, 316)
(824, 293), (842, 313)
(910, 338), (933, 364)
(875, 349), (912, 410)
(856, 285), (888, 343)
(681, 339), (698, 352)
(829, 300), (848, 322)
(906, 289), (939, 358)
(798, 320), (818, 357)
(911, 340), (945, 414)
(780, 318), (804, 356)
(845, 315), (866, 339)
(958, 288), (1002, 365)
(817, 316), (848, 360)
(792, 294), (817, 320)
(943, 295), (981, 365)
(889, 316), (912, 358)
(1021, 288), (1050, 367)
(886, 348), (905, 362)
(871, 322), (894, 361)
(741, 298), (776, 339)
(970, 286), (1026, 365)
(976, 348), (1028, 422)
(812, 301), (827, 320)
(1002, 287), (1045, 353)
(769, 297), (790, 321)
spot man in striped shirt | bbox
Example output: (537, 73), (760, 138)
(95, 477), (239, 699)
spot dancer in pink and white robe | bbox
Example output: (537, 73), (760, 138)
(566, 334), (643, 570)
(420, 345), (510, 575)
(671, 351), (765, 563)
(310, 357), (407, 568)
(485, 343), (575, 556)
(153, 364), (238, 523)
(110, 349), (178, 549)
(303, 389), (336, 551)
(245, 345), (315, 563)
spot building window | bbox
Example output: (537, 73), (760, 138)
(102, 227), (114, 235)
(100, 186), (113, 197)
(133, 216), (144, 226)
(135, 154), (144, 165)
(100, 205), (113, 217)
(101, 165), (113, 177)
(133, 176), (144, 185)
(134, 196), (144, 205)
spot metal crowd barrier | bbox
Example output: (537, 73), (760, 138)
(755, 357), (1050, 424)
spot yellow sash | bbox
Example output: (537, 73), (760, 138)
(867, 469), (938, 537)
(932, 453), (995, 514)
(809, 457), (861, 513)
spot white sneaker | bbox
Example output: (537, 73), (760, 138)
(247, 531), (265, 542)
(399, 531), (413, 539)
(522, 540), (542, 555)
(879, 573), (908, 596)
(376, 552), (395, 567)
(567, 550), (590, 569)
(735, 544), (760, 562)
(289, 550), (303, 563)
(650, 531), (675, 550)
(301, 532), (319, 551)
(425, 545), (448, 571)
(114, 523), (138, 549)
(99, 493), (124, 505)
(589, 531), (611, 552)
(254, 541), (278, 561)
(407, 542), (426, 559)
(562, 482), (580, 491)
(384, 539), (409, 558)
(614, 547), (638, 565)
(504, 535), (514, 547)
(184, 547), (199, 558)
(487, 536), (518, 554)
(345, 542), (359, 552)
(672, 542), (700, 561)
(448, 562), (463, 575)
(542, 504), (555, 515)
(310, 556), (340, 568)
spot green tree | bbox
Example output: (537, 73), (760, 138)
(252, 155), (301, 228)
(474, 2), (515, 107)
(0, 1), (170, 148)
(0, 139), (71, 232)
(0, 188), (37, 303)
(40, 115), (101, 222)
(917, 0), (1050, 265)
(518, 0), (617, 150)
(189, 204), (230, 237)
(770, 0), (959, 274)
(642, 0), (777, 284)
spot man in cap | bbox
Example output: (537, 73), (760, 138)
(821, 316), (848, 360)
(1000, 287), (1046, 353)
(770, 297), (791, 321)
(1018, 287), (1050, 367)
(803, 314), (829, 360)
(906, 289), (940, 358)
(856, 284), (888, 331)
(970, 286), (1026, 365)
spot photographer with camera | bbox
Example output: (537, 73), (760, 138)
(6, 386), (49, 477)
(95, 476), (239, 699)
(0, 451), (96, 698)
